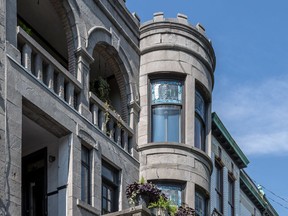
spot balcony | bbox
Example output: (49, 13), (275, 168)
(90, 92), (133, 154)
(17, 26), (134, 155)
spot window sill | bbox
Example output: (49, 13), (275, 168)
(77, 199), (100, 216)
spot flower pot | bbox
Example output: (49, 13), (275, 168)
(136, 194), (150, 207)
(150, 208), (168, 216)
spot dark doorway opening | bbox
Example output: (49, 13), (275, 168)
(22, 148), (47, 216)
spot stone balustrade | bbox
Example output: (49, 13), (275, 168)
(89, 92), (133, 154)
(17, 26), (82, 110)
(17, 26), (135, 155)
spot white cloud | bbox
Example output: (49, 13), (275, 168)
(213, 75), (288, 155)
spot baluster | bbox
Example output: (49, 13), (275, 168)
(99, 110), (106, 132)
(108, 119), (115, 140)
(115, 127), (121, 146)
(123, 131), (128, 152)
(91, 104), (99, 127)
(22, 44), (32, 71)
(56, 73), (65, 99)
(34, 54), (43, 81)
(65, 82), (74, 106)
(46, 64), (54, 90)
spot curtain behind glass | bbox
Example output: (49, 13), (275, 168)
(152, 105), (181, 142)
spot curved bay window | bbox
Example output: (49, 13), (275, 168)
(151, 80), (183, 143)
(195, 91), (206, 151)
(195, 191), (207, 216)
(156, 183), (183, 206)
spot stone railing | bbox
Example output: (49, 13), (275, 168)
(89, 92), (133, 154)
(17, 26), (81, 109)
(103, 205), (151, 216)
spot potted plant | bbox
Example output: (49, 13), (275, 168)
(126, 178), (164, 207)
(148, 195), (177, 216)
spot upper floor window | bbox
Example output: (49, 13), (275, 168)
(156, 183), (183, 206)
(195, 191), (207, 216)
(151, 80), (183, 143)
(228, 177), (235, 216)
(81, 145), (91, 204)
(195, 90), (206, 151)
(102, 162), (119, 214)
(215, 163), (223, 213)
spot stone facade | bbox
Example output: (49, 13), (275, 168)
(0, 0), (279, 216)
(211, 113), (278, 216)
(138, 12), (215, 211)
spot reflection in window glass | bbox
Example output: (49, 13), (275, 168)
(151, 80), (183, 105)
(152, 105), (181, 142)
(157, 183), (182, 206)
(102, 162), (119, 214)
(228, 178), (234, 216)
(151, 80), (183, 143)
(215, 164), (223, 213)
(81, 146), (90, 204)
(195, 90), (206, 151)
(195, 191), (206, 216)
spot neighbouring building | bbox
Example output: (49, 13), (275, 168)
(211, 113), (278, 216)
(0, 0), (278, 215)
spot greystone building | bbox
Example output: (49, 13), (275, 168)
(211, 113), (278, 216)
(0, 0), (278, 215)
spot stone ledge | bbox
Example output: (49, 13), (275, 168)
(103, 205), (151, 216)
(77, 199), (101, 215)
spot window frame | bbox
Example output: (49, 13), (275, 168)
(81, 145), (91, 204)
(228, 176), (235, 216)
(155, 182), (185, 207)
(194, 90), (207, 151)
(195, 189), (208, 216)
(215, 161), (223, 214)
(101, 161), (119, 214)
(149, 78), (185, 143)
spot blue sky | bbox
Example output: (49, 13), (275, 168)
(126, 1), (288, 215)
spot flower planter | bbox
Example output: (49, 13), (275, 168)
(136, 194), (150, 207)
(150, 207), (169, 216)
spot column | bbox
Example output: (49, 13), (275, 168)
(22, 44), (32, 71)
(34, 54), (43, 81)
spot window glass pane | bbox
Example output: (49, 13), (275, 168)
(167, 107), (181, 142)
(195, 192), (206, 216)
(81, 146), (89, 164)
(152, 107), (166, 142)
(81, 165), (88, 202)
(102, 165), (115, 183)
(195, 116), (205, 150)
(151, 80), (183, 104)
(152, 105), (181, 142)
(81, 146), (90, 204)
(195, 91), (205, 119)
(102, 163), (118, 214)
(157, 184), (182, 206)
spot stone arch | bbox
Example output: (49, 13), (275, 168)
(17, 0), (82, 76)
(87, 27), (137, 122)
(49, 0), (81, 76)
